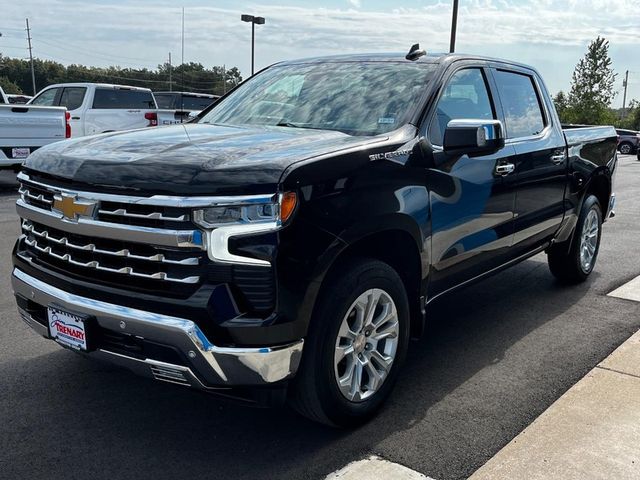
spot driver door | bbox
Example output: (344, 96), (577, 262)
(426, 66), (517, 296)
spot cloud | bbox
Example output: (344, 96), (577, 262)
(348, 0), (362, 8)
(1, 0), (639, 99)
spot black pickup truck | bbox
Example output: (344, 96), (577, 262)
(12, 50), (617, 427)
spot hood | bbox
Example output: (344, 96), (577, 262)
(24, 123), (383, 196)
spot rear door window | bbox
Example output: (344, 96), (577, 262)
(493, 70), (546, 139)
(428, 68), (495, 146)
(59, 87), (86, 110)
(92, 89), (156, 109)
(31, 88), (61, 106)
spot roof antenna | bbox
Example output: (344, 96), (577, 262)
(406, 43), (426, 61)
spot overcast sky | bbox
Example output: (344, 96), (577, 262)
(1, 0), (639, 104)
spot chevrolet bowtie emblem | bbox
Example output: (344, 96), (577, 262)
(52, 194), (97, 221)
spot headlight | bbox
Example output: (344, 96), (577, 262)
(193, 192), (297, 265)
(192, 192), (296, 228)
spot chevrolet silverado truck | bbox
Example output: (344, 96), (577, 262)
(12, 50), (617, 427)
(0, 86), (69, 169)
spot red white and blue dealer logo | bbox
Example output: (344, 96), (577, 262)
(48, 309), (87, 350)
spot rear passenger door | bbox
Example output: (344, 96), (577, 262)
(58, 87), (87, 137)
(490, 68), (567, 254)
(426, 66), (517, 295)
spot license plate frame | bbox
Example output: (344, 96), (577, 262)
(47, 306), (92, 351)
(11, 147), (30, 159)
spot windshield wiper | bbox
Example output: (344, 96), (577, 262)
(275, 121), (324, 130)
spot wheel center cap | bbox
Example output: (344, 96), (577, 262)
(354, 334), (366, 353)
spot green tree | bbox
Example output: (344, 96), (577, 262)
(0, 76), (23, 94)
(566, 36), (617, 125)
(619, 99), (640, 131)
(553, 91), (570, 123)
(0, 54), (242, 96)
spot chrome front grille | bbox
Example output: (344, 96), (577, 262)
(17, 172), (206, 291)
(22, 224), (200, 284)
(19, 180), (192, 228)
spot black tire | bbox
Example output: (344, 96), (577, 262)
(618, 142), (633, 155)
(548, 194), (602, 283)
(289, 258), (410, 427)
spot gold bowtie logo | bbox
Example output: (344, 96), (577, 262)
(52, 194), (97, 221)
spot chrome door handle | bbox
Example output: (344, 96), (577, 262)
(551, 153), (566, 164)
(495, 163), (515, 176)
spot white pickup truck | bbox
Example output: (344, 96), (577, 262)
(28, 83), (168, 137)
(0, 86), (68, 169)
(154, 91), (219, 124)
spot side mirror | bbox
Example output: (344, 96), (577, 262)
(443, 119), (505, 157)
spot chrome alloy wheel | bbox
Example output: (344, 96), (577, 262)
(334, 288), (399, 402)
(580, 208), (599, 272)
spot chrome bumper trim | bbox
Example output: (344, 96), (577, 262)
(12, 268), (303, 387)
(608, 193), (616, 219)
(17, 199), (204, 249)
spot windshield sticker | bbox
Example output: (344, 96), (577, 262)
(378, 117), (396, 124)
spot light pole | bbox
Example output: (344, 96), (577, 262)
(241, 14), (265, 76)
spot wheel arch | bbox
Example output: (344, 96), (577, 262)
(304, 224), (427, 340)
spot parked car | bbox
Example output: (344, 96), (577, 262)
(7, 94), (33, 104)
(0, 86), (69, 169)
(154, 91), (219, 124)
(616, 128), (640, 154)
(28, 83), (162, 137)
(12, 51), (617, 427)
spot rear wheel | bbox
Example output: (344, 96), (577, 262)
(289, 258), (410, 427)
(548, 194), (602, 283)
(618, 142), (633, 155)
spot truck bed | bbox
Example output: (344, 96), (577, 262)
(0, 105), (67, 167)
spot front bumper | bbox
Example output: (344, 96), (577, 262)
(12, 268), (303, 390)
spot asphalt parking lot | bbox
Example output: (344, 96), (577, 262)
(1, 156), (639, 480)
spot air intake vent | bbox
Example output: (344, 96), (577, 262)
(149, 364), (191, 386)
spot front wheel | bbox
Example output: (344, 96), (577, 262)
(289, 258), (410, 427)
(548, 194), (602, 283)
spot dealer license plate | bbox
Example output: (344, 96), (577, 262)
(12, 147), (30, 159)
(47, 306), (89, 351)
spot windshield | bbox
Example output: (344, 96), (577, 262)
(198, 62), (435, 136)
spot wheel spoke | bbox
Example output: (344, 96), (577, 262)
(350, 360), (364, 400)
(363, 290), (381, 328)
(339, 357), (356, 388)
(369, 350), (393, 374)
(364, 360), (384, 392)
(373, 320), (399, 341)
(335, 344), (354, 364)
(371, 301), (394, 329)
(338, 319), (357, 342)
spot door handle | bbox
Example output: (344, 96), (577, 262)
(551, 153), (566, 164)
(495, 163), (515, 176)
(71, 116), (80, 120)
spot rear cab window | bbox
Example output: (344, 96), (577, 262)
(92, 88), (156, 109)
(493, 70), (547, 139)
(30, 88), (61, 106)
(181, 96), (216, 110)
